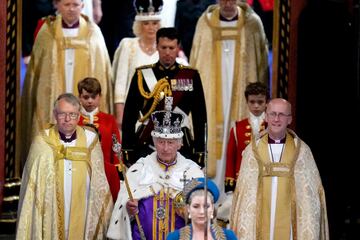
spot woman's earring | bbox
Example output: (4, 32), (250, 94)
(188, 214), (191, 219)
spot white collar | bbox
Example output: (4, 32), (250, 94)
(249, 111), (265, 122)
(249, 112), (265, 136)
(80, 107), (99, 124)
(80, 106), (99, 117)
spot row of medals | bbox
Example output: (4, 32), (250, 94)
(171, 78), (194, 91)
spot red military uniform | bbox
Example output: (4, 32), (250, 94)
(79, 110), (121, 201)
(247, 0), (273, 11)
(225, 118), (266, 192)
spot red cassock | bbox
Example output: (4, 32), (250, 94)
(34, 18), (46, 40)
(225, 119), (266, 192)
(79, 112), (121, 201)
(247, 0), (274, 11)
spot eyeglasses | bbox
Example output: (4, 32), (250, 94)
(267, 112), (291, 120)
(56, 112), (79, 120)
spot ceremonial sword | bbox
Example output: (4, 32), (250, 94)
(112, 135), (146, 240)
(203, 123), (208, 240)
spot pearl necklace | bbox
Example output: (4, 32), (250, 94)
(139, 39), (156, 55)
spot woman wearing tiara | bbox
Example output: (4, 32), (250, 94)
(112, 0), (162, 130)
(112, 0), (188, 131)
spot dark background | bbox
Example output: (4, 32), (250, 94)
(296, 0), (360, 239)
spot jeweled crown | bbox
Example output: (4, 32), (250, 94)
(151, 96), (184, 139)
(134, 0), (163, 21)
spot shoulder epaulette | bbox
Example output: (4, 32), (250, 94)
(178, 64), (195, 70)
(137, 63), (156, 70)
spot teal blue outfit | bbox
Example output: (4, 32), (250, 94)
(167, 178), (237, 239)
(166, 224), (237, 240)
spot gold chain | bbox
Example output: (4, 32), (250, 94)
(137, 69), (172, 122)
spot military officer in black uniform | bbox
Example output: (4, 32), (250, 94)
(121, 27), (207, 167)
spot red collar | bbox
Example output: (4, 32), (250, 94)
(62, 20), (79, 29)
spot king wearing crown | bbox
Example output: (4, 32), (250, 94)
(107, 101), (204, 240)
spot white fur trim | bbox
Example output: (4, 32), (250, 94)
(151, 131), (184, 139)
(135, 14), (162, 21)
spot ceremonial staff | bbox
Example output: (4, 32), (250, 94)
(180, 168), (190, 225)
(112, 135), (146, 240)
(203, 123), (208, 240)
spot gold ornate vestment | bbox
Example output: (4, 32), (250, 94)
(20, 14), (113, 167)
(16, 126), (113, 239)
(189, 3), (269, 177)
(230, 131), (329, 240)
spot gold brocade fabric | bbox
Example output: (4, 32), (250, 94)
(189, 3), (269, 177)
(48, 127), (89, 239)
(254, 133), (297, 240)
(210, 7), (244, 160)
(230, 130), (329, 240)
(16, 126), (113, 239)
(150, 187), (176, 240)
(20, 14), (113, 169)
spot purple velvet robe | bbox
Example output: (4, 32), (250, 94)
(132, 195), (185, 240)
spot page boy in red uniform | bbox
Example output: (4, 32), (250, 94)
(217, 82), (269, 226)
(225, 82), (269, 192)
(78, 77), (121, 201)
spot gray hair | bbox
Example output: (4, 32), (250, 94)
(53, 93), (81, 112)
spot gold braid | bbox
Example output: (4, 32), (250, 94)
(137, 69), (172, 122)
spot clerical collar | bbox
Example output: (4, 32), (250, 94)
(62, 20), (79, 29)
(59, 130), (76, 143)
(268, 136), (286, 144)
(220, 14), (238, 22)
